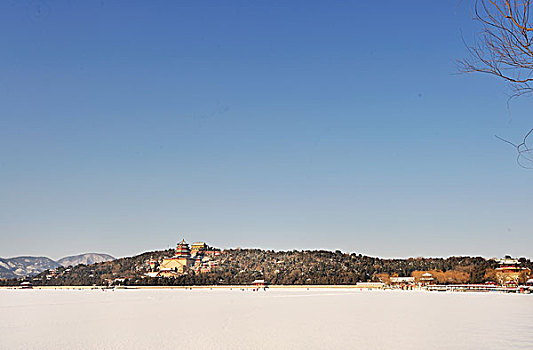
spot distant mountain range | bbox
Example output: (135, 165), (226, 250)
(57, 253), (115, 268)
(0, 253), (115, 279)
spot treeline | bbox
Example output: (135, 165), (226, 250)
(1, 248), (531, 286)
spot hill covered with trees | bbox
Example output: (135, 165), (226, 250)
(1, 248), (531, 286)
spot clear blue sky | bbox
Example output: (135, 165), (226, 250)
(1, 1), (532, 260)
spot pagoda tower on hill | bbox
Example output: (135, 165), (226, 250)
(158, 238), (191, 276)
(149, 237), (220, 277)
(175, 239), (191, 258)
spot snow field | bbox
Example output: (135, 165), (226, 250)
(1, 288), (532, 350)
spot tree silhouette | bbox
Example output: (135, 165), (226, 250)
(460, 0), (533, 167)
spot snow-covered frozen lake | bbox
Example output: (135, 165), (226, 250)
(1, 288), (532, 349)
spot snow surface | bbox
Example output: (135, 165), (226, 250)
(1, 288), (532, 350)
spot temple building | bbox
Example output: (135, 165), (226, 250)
(419, 272), (435, 286)
(191, 242), (207, 257)
(495, 258), (531, 286)
(159, 239), (191, 277)
(252, 279), (268, 289)
(146, 238), (221, 277)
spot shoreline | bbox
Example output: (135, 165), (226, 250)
(1, 284), (530, 294)
(0, 284), (379, 290)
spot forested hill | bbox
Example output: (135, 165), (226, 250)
(2, 248), (532, 286)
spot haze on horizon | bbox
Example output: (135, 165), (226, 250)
(1, 1), (532, 261)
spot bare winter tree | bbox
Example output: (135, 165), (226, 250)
(459, 0), (533, 167)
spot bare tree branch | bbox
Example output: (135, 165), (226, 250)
(459, 0), (533, 96)
(495, 128), (533, 168)
(461, 1), (533, 167)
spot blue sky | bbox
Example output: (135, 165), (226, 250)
(1, 1), (532, 259)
